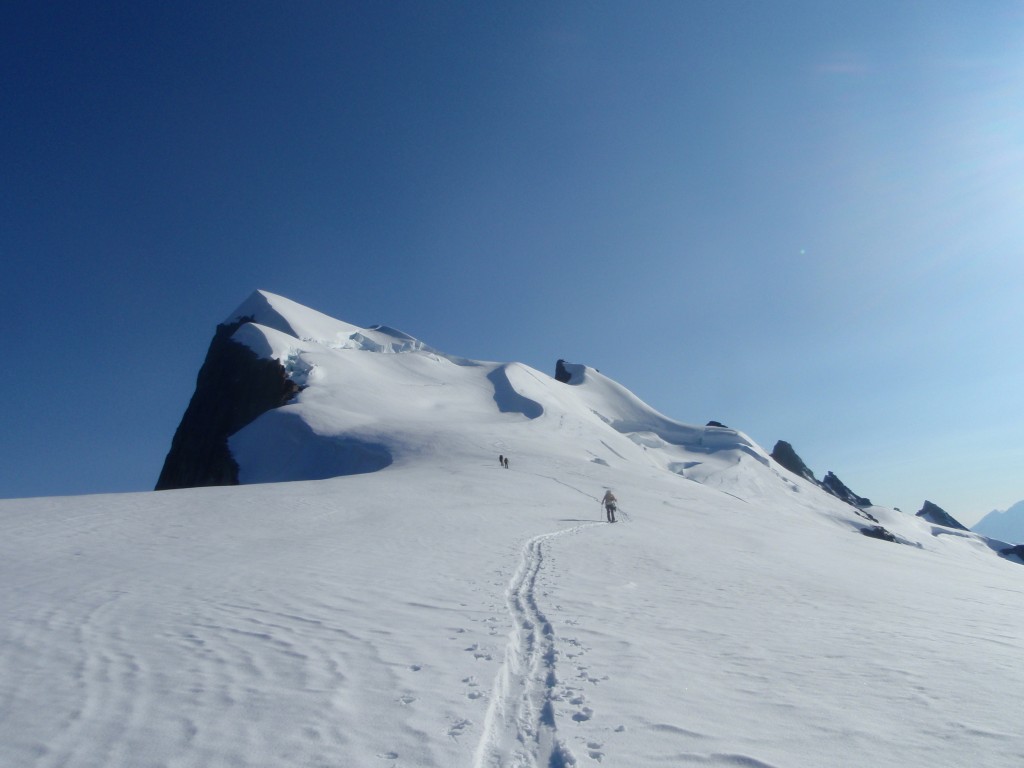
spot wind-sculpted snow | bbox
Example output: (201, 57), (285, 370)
(229, 290), (446, 356)
(231, 321), (301, 362)
(553, 362), (769, 464)
(615, 421), (769, 466)
(487, 364), (544, 420)
(228, 289), (361, 344)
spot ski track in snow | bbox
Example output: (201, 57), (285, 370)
(473, 524), (599, 768)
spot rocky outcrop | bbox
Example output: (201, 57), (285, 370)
(772, 440), (877, 521)
(155, 317), (300, 490)
(554, 359), (573, 384)
(861, 525), (897, 543)
(770, 440), (816, 483)
(822, 471), (872, 508)
(999, 544), (1024, 563)
(916, 500), (969, 531)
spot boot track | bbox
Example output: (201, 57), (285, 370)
(472, 524), (597, 768)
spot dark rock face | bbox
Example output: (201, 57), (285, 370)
(822, 471), (872, 508)
(861, 525), (898, 543)
(554, 359), (573, 384)
(770, 440), (816, 483)
(155, 317), (300, 490)
(772, 440), (877, 521)
(916, 500), (969, 531)
(705, 420), (728, 428)
(1000, 544), (1024, 562)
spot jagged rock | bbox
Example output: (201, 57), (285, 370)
(554, 359), (591, 385)
(554, 359), (573, 384)
(771, 441), (877, 517)
(861, 525), (897, 543)
(1000, 544), (1024, 562)
(706, 421), (728, 428)
(155, 317), (300, 490)
(822, 471), (872, 508)
(916, 500), (969, 531)
(770, 440), (816, 483)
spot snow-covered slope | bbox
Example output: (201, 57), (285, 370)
(2, 291), (1022, 768)
(217, 293), (846, 520)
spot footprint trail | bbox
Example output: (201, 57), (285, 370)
(473, 524), (598, 768)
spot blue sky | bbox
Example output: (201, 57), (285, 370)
(3, 1), (1022, 524)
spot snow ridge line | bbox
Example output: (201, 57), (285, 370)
(473, 524), (596, 768)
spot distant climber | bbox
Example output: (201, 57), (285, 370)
(504, 456), (509, 469)
(499, 454), (504, 467)
(601, 490), (617, 523)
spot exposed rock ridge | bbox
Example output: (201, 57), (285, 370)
(771, 441), (872, 507)
(822, 471), (872, 508)
(554, 359), (574, 384)
(771, 440), (888, 541)
(155, 317), (300, 490)
(916, 500), (969, 531)
(770, 440), (816, 483)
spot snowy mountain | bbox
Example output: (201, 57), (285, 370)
(974, 500), (1024, 545)
(2, 290), (1023, 768)
(158, 291), (779, 498)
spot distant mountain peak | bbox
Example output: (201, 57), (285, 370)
(973, 500), (1024, 545)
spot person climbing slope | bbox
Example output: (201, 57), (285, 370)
(601, 490), (617, 523)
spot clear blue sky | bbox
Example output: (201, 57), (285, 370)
(3, 1), (1023, 524)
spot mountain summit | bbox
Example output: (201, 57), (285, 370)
(155, 290), (438, 489)
(158, 289), (773, 491)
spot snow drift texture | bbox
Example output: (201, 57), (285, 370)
(3, 290), (1023, 768)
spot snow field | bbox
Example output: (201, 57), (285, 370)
(4, 291), (1023, 767)
(5, 447), (1023, 768)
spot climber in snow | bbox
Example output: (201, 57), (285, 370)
(601, 490), (617, 523)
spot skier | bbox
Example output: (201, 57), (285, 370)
(601, 490), (617, 523)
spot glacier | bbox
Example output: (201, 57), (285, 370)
(1, 290), (1022, 768)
